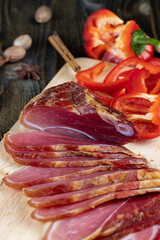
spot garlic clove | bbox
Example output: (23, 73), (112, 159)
(13, 34), (32, 50)
(35, 5), (52, 23)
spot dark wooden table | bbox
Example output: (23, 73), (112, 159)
(0, 0), (159, 136)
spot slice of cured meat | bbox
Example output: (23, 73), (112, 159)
(42, 195), (160, 240)
(100, 194), (160, 237)
(19, 82), (139, 145)
(32, 192), (160, 222)
(12, 155), (149, 169)
(5, 131), (107, 150)
(101, 216), (160, 240)
(5, 137), (136, 157)
(5, 131), (136, 153)
(120, 225), (160, 240)
(31, 195), (121, 222)
(28, 181), (160, 208)
(24, 169), (160, 197)
(5, 142), (136, 159)
(42, 199), (128, 240)
(3, 165), (109, 189)
(98, 198), (160, 239)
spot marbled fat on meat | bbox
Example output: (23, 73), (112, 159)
(31, 192), (160, 222)
(28, 181), (160, 208)
(43, 199), (129, 240)
(4, 141), (136, 159)
(12, 155), (148, 168)
(3, 165), (110, 189)
(24, 169), (160, 197)
(43, 194), (160, 240)
(120, 225), (160, 240)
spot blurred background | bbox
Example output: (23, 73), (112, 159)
(0, 0), (159, 136)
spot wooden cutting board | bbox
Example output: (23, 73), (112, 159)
(0, 57), (160, 240)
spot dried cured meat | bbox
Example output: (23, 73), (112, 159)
(4, 142), (136, 159)
(24, 169), (160, 197)
(42, 194), (160, 240)
(3, 165), (109, 189)
(119, 225), (160, 240)
(11, 155), (148, 169)
(101, 216), (160, 240)
(28, 181), (160, 208)
(31, 192), (160, 222)
(42, 199), (127, 240)
(3, 82), (160, 239)
(5, 131), (136, 153)
(19, 82), (139, 145)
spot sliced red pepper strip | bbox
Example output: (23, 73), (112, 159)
(145, 72), (160, 93)
(78, 75), (129, 93)
(127, 68), (149, 93)
(150, 79), (160, 94)
(111, 93), (160, 139)
(147, 58), (160, 65)
(150, 99), (160, 125)
(76, 62), (131, 94)
(112, 88), (126, 97)
(90, 90), (113, 107)
(104, 57), (160, 84)
(76, 61), (107, 87)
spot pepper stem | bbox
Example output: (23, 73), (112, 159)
(135, 37), (160, 53)
(131, 29), (160, 55)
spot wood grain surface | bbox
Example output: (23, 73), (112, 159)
(0, 57), (160, 240)
(0, 0), (159, 136)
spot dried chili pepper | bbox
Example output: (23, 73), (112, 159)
(84, 9), (156, 63)
(111, 93), (160, 139)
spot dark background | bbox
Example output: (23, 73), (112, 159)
(0, 0), (159, 136)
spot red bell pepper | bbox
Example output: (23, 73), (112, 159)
(121, 20), (154, 60)
(104, 57), (160, 85)
(84, 9), (157, 63)
(76, 62), (131, 94)
(111, 93), (160, 139)
(150, 79), (160, 94)
(76, 61), (107, 87)
(84, 9), (124, 63)
(127, 68), (149, 93)
(142, 72), (160, 94)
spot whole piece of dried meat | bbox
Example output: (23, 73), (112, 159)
(19, 82), (139, 145)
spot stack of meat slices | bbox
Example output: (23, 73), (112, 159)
(4, 131), (160, 240)
(3, 82), (160, 240)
